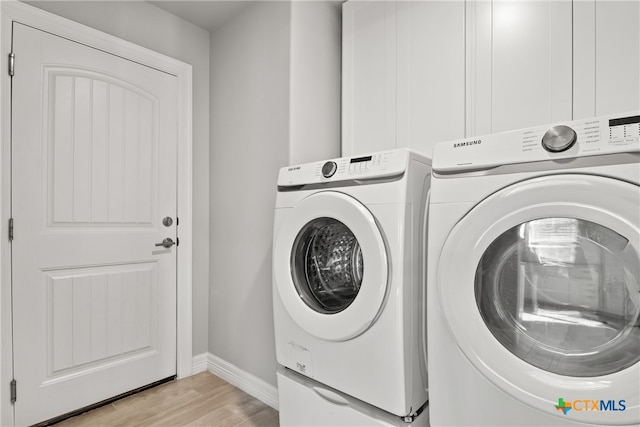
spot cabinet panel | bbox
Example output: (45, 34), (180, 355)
(465, 0), (493, 136)
(468, 1), (573, 136)
(341, 0), (638, 158)
(342, 1), (397, 156)
(573, 1), (597, 119)
(397, 1), (466, 157)
(575, 1), (640, 119)
(342, 0), (465, 157)
(594, 1), (640, 116)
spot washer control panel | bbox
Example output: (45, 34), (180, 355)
(278, 149), (410, 187)
(433, 112), (640, 173)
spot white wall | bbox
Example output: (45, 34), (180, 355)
(209, 1), (291, 387)
(209, 1), (340, 386)
(25, 0), (211, 356)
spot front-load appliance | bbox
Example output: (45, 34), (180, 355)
(427, 112), (640, 426)
(277, 367), (429, 427)
(273, 149), (431, 420)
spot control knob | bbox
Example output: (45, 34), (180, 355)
(321, 161), (337, 178)
(541, 125), (577, 153)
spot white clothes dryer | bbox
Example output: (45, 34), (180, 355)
(273, 149), (431, 420)
(427, 113), (640, 426)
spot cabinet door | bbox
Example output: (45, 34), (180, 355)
(397, 1), (466, 157)
(342, 1), (397, 156)
(466, 1), (573, 136)
(574, 1), (640, 119)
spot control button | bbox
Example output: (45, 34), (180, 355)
(541, 125), (577, 152)
(321, 161), (338, 178)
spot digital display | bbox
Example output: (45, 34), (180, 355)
(350, 156), (372, 163)
(609, 115), (640, 127)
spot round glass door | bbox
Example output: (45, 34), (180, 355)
(476, 217), (640, 377)
(291, 218), (363, 314)
(436, 174), (640, 424)
(273, 191), (388, 341)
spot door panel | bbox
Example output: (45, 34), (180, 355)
(48, 70), (157, 225)
(46, 264), (157, 373)
(12, 23), (177, 426)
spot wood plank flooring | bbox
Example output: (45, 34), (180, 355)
(55, 372), (279, 427)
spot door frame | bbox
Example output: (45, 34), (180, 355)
(0, 1), (193, 425)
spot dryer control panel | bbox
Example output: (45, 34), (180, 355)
(278, 149), (412, 187)
(433, 112), (640, 173)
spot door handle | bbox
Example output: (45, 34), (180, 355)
(155, 238), (176, 248)
(311, 386), (350, 406)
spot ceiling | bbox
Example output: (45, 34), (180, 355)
(148, 1), (257, 32)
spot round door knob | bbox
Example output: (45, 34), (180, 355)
(541, 125), (577, 153)
(321, 161), (337, 178)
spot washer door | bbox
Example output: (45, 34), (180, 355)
(438, 174), (639, 425)
(274, 191), (388, 341)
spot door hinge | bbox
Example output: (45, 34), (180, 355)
(10, 379), (16, 404)
(8, 52), (15, 77)
(8, 218), (13, 241)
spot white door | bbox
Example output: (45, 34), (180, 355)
(11, 23), (178, 426)
(437, 174), (640, 425)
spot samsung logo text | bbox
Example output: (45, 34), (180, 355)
(454, 139), (482, 148)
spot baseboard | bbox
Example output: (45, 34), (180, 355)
(191, 353), (209, 374)
(192, 353), (279, 410)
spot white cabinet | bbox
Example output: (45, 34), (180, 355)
(342, 0), (640, 156)
(466, 1), (573, 136)
(396, 1), (465, 158)
(468, 0), (640, 135)
(574, 1), (640, 119)
(342, 0), (465, 157)
(342, 1), (397, 155)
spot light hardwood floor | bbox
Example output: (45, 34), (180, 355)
(55, 372), (279, 427)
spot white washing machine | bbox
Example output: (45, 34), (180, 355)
(273, 149), (431, 420)
(427, 112), (640, 426)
